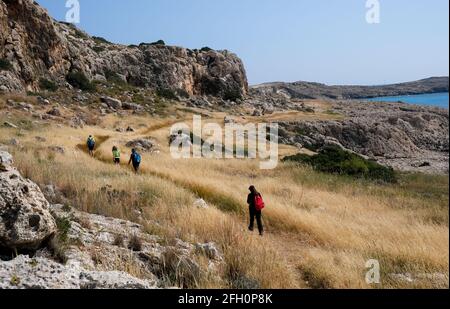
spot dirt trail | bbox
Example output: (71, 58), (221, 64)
(76, 135), (110, 152)
(75, 121), (308, 288)
(76, 133), (245, 214)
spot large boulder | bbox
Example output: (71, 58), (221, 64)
(126, 138), (156, 152)
(122, 102), (144, 111)
(0, 151), (13, 171)
(0, 255), (158, 289)
(0, 151), (57, 251)
(100, 96), (122, 110)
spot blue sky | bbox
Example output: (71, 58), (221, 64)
(36, 0), (449, 85)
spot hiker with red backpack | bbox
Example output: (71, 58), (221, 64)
(247, 185), (265, 236)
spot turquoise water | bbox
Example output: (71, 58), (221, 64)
(367, 92), (449, 109)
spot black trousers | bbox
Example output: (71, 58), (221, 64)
(249, 207), (263, 234)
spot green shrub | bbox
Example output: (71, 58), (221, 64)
(156, 88), (178, 100)
(93, 45), (105, 53)
(0, 58), (12, 71)
(55, 216), (71, 243)
(140, 40), (166, 47)
(223, 88), (242, 102)
(73, 29), (88, 39)
(283, 146), (397, 183)
(39, 78), (58, 92)
(66, 71), (95, 91)
(104, 69), (127, 85)
(150, 40), (166, 46)
(92, 36), (111, 44)
(175, 88), (190, 99)
(200, 46), (213, 52)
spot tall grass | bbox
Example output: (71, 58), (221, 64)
(1, 109), (448, 289)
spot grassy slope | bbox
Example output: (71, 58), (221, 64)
(0, 97), (448, 289)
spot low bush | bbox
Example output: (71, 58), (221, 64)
(128, 234), (143, 252)
(73, 29), (88, 39)
(283, 146), (397, 183)
(0, 58), (12, 71)
(140, 40), (166, 47)
(200, 46), (213, 52)
(156, 88), (178, 100)
(92, 45), (105, 53)
(92, 36), (111, 44)
(39, 78), (58, 92)
(223, 88), (242, 102)
(150, 40), (166, 46)
(66, 71), (95, 91)
(104, 70), (127, 85)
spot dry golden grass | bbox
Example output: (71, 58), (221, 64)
(0, 105), (448, 289)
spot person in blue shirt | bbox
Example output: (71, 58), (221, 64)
(128, 149), (141, 174)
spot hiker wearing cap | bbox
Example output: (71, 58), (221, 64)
(247, 185), (265, 236)
(128, 148), (141, 173)
(87, 135), (96, 157)
(112, 146), (121, 165)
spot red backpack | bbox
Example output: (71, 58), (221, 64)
(254, 194), (265, 211)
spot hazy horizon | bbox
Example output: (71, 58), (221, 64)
(36, 0), (449, 86)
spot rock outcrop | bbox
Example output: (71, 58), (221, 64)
(0, 150), (57, 251)
(126, 138), (158, 152)
(0, 255), (158, 289)
(0, 0), (248, 98)
(279, 101), (449, 173)
(0, 150), (223, 289)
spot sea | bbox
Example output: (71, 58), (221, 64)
(366, 92), (449, 109)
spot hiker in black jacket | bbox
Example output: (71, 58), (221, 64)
(247, 185), (264, 236)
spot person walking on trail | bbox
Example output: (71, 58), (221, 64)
(128, 148), (141, 173)
(87, 135), (96, 157)
(247, 185), (265, 236)
(112, 146), (121, 165)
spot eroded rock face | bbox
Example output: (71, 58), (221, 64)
(0, 152), (57, 251)
(0, 0), (248, 97)
(0, 255), (158, 289)
(279, 101), (449, 174)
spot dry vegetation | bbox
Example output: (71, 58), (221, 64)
(0, 97), (448, 289)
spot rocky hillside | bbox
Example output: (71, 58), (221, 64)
(0, 0), (248, 98)
(251, 77), (449, 100)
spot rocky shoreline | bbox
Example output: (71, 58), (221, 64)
(277, 100), (449, 174)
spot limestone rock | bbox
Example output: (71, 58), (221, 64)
(0, 152), (57, 250)
(0, 151), (13, 171)
(0, 255), (158, 289)
(46, 107), (61, 117)
(279, 101), (449, 174)
(100, 96), (122, 110)
(122, 102), (143, 111)
(3, 122), (17, 129)
(193, 199), (208, 209)
(195, 242), (222, 261)
(126, 138), (156, 152)
(0, 0), (248, 98)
